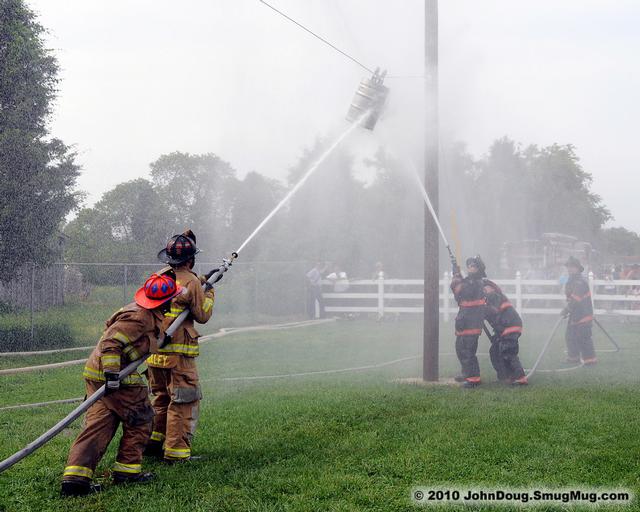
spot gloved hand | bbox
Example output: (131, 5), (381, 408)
(104, 371), (120, 394)
(203, 268), (218, 281)
(560, 307), (570, 318)
(204, 264), (228, 289)
(450, 254), (461, 275)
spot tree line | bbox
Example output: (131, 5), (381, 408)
(2, 0), (639, 282)
(62, 139), (634, 279)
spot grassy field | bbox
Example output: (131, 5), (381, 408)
(0, 317), (638, 511)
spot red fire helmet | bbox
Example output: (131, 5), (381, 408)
(134, 273), (182, 309)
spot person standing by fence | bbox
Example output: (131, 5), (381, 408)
(562, 256), (597, 365)
(305, 262), (327, 318)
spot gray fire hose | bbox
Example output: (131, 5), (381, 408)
(0, 255), (235, 474)
(593, 317), (621, 352)
(525, 316), (564, 380)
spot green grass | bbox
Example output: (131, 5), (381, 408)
(0, 318), (639, 511)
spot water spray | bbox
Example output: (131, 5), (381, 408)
(401, 158), (458, 269)
(0, 111), (372, 475)
(235, 113), (369, 255)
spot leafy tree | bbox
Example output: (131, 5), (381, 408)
(284, 139), (367, 276)
(228, 171), (283, 261)
(362, 148), (424, 276)
(0, 0), (80, 270)
(524, 143), (610, 239)
(149, 152), (239, 257)
(64, 179), (168, 283)
(441, 138), (611, 269)
(597, 227), (640, 261)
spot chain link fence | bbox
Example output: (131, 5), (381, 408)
(0, 261), (311, 352)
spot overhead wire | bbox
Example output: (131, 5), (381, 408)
(258, 0), (375, 74)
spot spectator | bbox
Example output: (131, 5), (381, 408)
(306, 262), (327, 318)
(613, 265), (623, 280)
(326, 265), (349, 293)
(372, 261), (385, 280)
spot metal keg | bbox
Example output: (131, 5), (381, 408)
(346, 68), (389, 130)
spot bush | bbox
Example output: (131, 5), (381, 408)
(0, 322), (74, 352)
(0, 301), (15, 314)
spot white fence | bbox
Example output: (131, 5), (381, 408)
(321, 272), (640, 320)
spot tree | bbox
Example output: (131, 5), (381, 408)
(64, 179), (169, 283)
(284, 138), (367, 276)
(228, 171), (283, 261)
(524, 143), (610, 239)
(597, 227), (640, 262)
(362, 148), (424, 276)
(149, 152), (239, 257)
(442, 138), (611, 269)
(0, 0), (80, 270)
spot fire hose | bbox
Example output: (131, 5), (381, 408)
(0, 110), (371, 475)
(525, 315), (620, 379)
(0, 253), (237, 474)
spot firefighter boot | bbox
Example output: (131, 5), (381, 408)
(511, 376), (529, 386)
(112, 472), (155, 485)
(462, 378), (480, 389)
(60, 480), (101, 497)
(143, 440), (164, 459)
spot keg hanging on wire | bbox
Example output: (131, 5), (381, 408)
(346, 68), (389, 130)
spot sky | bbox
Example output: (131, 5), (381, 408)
(29, 0), (640, 232)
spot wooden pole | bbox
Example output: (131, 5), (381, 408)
(423, 0), (439, 381)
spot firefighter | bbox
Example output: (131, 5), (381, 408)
(562, 256), (597, 365)
(482, 267), (528, 385)
(451, 255), (486, 388)
(145, 230), (215, 463)
(61, 272), (181, 497)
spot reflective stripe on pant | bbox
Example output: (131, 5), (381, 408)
(455, 335), (480, 379)
(489, 336), (525, 380)
(566, 322), (596, 361)
(148, 356), (202, 460)
(63, 381), (153, 483)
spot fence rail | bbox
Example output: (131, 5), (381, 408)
(321, 272), (640, 320)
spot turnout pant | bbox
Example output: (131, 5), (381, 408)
(63, 380), (154, 483)
(566, 322), (597, 363)
(489, 336), (525, 381)
(455, 335), (480, 380)
(147, 356), (202, 460)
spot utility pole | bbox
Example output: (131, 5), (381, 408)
(423, 0), (439, 381)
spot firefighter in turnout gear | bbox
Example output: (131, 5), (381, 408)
(61, 272), (181, 497)
(482, 269), (528, 385)
(146, 230), (215, 462)
(451, 255), (486, 388)
(562, 256), (597, 365)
